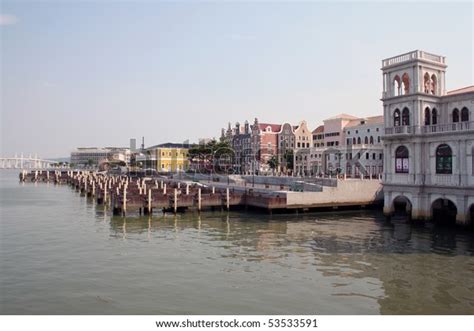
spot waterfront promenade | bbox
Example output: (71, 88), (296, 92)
(19, 170), (383, 216)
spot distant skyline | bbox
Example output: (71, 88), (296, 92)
(1, 1), (473, 158)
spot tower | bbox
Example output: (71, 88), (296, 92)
(381, 50), (447, 130)
(381, 50), (474, 226)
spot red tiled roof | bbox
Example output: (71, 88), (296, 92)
(312, 125), (324, 133)
(447, 85), (474, 96)
(258, 123), (281, 132)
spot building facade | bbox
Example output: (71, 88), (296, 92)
(71, 147), (131, 167)
(249, 119), (280, 174)
(381, 50), (474, 225)
(293, 120), (313, 176)
(142, 143), (190, 173)
(277, 122), (296, 174)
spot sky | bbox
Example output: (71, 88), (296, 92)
(1, 1), (473, 158)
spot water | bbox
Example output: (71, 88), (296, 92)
(1, 170), (474, 314)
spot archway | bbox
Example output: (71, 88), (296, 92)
(431, 198), (457, 225)
(392, 196), (412, 220)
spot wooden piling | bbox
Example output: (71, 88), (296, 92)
(148, 189), (152, 215)
(198, 188), (201, 212)
(174, 188), (178, 214)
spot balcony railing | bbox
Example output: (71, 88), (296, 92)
(382, 50), (446, 68)
(385, 121), (473, 135)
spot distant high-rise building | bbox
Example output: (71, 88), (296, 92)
(130, 138), (137, 152)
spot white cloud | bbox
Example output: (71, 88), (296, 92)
(0, 14), (18, 26)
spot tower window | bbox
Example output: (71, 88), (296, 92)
(436, 144), (452, 174)
(461, 107), (469, 122)
(395, 146), (409, 173)
(402, 108), (410, 126)
(452, 108), (460, 123)
(393, 109), (401, 127)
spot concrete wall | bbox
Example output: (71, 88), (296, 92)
(286, 179), (383, 207)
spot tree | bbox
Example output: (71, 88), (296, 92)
(284, 150), (294, 171)
(267, 155), (279, 170)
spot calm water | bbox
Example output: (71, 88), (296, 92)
(1, 170), (474, 315)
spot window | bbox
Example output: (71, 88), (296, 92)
(395, 146), (409, 173)
(366, 153), (369, 160)
(436, 144), (452, 174)
(432, 108), (438, 125)
(347, 138), (351, 145)
(372, 153), (376, 160)
(402, 73), (410, 95)
(452, 108), (460, 123)
(353, 137), (356, 145)
(424, 107), (431, 125)
(377, 136), (381, 143)
(461, 107), (469, 122)
(364, 137), (368, 144)
(357, 137), (361, 144)
(424, 73), (431, 93)
(370, 136), (374, 144)
(431, 74), (437, 95)
(394, 109), (401, 126)
(393, 75), (401, 96)
(402, 108), (410, 126)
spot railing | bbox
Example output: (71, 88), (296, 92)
(431, 175), (457, 186)
(382, 50), (445, 67)
(385, 121), (473, 135)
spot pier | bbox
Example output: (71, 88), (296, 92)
(19, 170), (383, 216)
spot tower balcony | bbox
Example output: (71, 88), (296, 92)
(382, 50), (446, 68)
(385, 121), (474, 136)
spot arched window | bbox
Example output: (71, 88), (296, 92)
(432, 108), (438, 125)
(370, 136), (374, 144)
(431, 74), (437, 95)
(452, 108), (459, 123)
(401, 73), (410, 95)
(424, 73), (431, 93)
(461, 107), (469, 122)
(394, 109), (401, 126)
(353, 137), (356, 145)
(395, 146), (409, 173)
(357, 137), (361, 144)
(436, 144), (452, 174)
(364, 136), (368, 144)
(424, 107), (431, 125)
(402, 108), (410, 126)
(393, 76), (401, 96)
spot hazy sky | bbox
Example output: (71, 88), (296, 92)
(1, 1), (473, 158)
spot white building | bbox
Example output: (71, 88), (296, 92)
(381, 50), (474, 226)
(70, 147), (131, 167)
(303, 115), (384, 177)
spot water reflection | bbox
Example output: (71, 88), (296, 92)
(106, 211), (474, 314)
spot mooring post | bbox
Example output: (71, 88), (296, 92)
(178, 182), (181, 189)
(212, 186), (215, 194)
(123, 187), (127, 215)
(92, 181), (96, 197)
(163, 183), (167, 195)
(174, 188), (178, 214)
(46, 171), (50, 181)
(148, 189), (152, 215)
(226, 187), (230, 210)
(198, 188), (201, 212)
(186, 184), (189, 195)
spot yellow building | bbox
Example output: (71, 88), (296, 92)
(146, 143), (190, 173)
